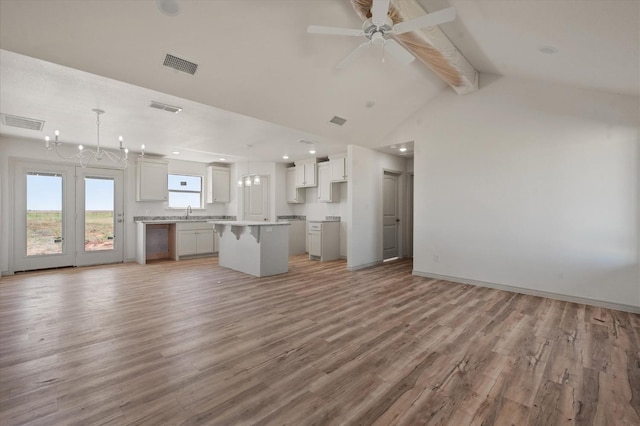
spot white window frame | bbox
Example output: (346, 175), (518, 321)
(167, 173), (203, 209)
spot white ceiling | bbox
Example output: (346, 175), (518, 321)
(0, 0), (638, 164)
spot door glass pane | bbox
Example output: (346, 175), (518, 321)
(85, 177), (115, 252)
(26, 173), (63, 256)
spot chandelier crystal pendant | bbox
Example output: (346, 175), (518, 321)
(44, 109), (129, 169)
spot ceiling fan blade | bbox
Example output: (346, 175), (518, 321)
(392, 7), (456, 35)
(371, 0), (390, 26)
(308, 25), (364, 37)
(384, 39), (415, 66)
(337, 42), (370, 69)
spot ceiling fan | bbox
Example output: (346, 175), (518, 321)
(308, 0), (456, 69)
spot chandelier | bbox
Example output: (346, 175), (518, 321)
(237, 144), (261, 187)
(44, 109), (129, 169)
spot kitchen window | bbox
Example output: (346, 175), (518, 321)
(168, 174), (202, 208)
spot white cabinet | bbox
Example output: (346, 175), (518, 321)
(309, 231), (321, 258)
(318, 162), (338, 203)
(177, 222), (215, 257)
(136, 158), (168, 201)
(286, 168), (305, 203)
(287, 220), (306, 255)
(295, 159), (317, 187)
(329, 153), (347, 182)
(308, 221), (340, 261)
(206, 165), (230, 203)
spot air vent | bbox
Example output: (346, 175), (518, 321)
(329, 116), (347, 126)
(297, 139), (314, 145)
(163, 54), (198, 75)
(149, 101), (183, 113)
(0, 113), (45, 131)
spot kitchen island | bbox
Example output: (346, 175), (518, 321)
(210, 221), (290, 277)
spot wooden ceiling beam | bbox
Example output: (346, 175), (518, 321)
(351, 0), (478, 94)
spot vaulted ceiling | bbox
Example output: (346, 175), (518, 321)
(0, 0), (638, 163)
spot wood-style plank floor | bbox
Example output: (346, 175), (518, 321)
(1, 255), (639, 425)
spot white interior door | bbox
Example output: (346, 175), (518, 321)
(75, 167), (124, 266)
(13, 160), (76, 271)
(243, 176), (270, 221)
(383, 171), (400, 260)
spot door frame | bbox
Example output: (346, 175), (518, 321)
(12, 159), (76, 272)
(382, 169), (403, 261)
(242, 175), (270, 222)
(75, 167), (125, 267)
(406, 173), (414, 258)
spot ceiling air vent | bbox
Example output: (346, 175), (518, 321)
(149, 101), (183, 113)
(329, 116), (347, 126)
(163, 54), (198, 75)
(0, 113), (45, 131)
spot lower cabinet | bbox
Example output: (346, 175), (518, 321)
(308, 221), (340, 261)
(177, 222), (216, 257)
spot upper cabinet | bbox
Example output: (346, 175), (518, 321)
(286, 167), (305, 204)
(295, 159), (317, 188)
(329, 153), (347, 182)
(206, 165), (230, 203)
(318, 162), (338, 203)
(136, 158), (168, 202)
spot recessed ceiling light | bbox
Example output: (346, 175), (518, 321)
(219, 158), (225, 161)
(539, 46), (558, 54)
(309, 149), (316, 154)
(172, 151), (180, 155)
(399, 147), (408, 152)
(282, 155), (289, 159)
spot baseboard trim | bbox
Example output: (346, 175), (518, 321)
(347, 260), (383, 271)
(412, 270), (640, 314)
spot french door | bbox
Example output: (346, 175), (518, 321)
(75, 167), (124, 266)
(13, 160), (124, 271)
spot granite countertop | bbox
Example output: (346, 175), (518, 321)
(134, 215), (235, 223)
(276, 215), (306, 221)
(209, 221), (290, 226)
(308, 216), (341, 223)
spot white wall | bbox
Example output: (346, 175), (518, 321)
(386, 74), (640, 309)
(347, 144), (407, 270)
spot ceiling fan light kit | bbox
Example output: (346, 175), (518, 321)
(308, 0), (456, 69)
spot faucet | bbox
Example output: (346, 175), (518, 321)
(186, 205), (192, 219)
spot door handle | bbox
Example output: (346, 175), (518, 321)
(117, 219), (124, 223)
